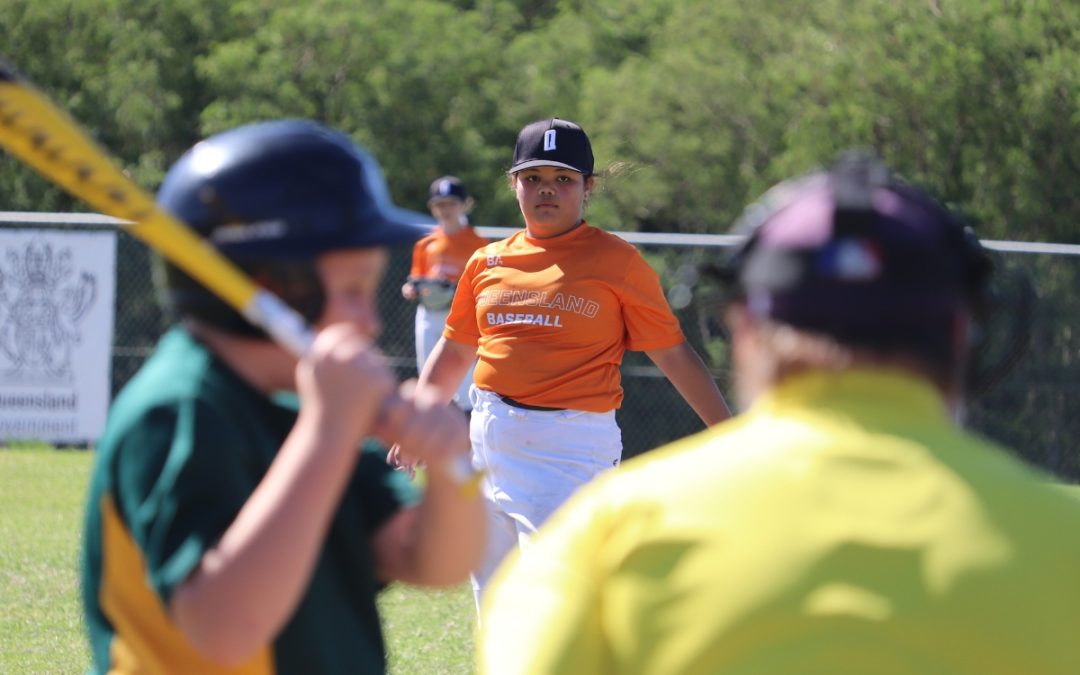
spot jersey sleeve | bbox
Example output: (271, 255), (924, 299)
(443, 252), (483, 346)
(478, 481), (616, 674)
(409, 238), (428, 278)
(112, 399), (255, 604)
(620, 251), (686, 352)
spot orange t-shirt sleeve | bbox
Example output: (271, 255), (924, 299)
(412, 229), (488, 281)
(409, 237), (429, 278)
(619, 252), (686, 352)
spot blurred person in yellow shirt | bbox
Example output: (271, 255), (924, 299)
(478, 151), (1080, 675)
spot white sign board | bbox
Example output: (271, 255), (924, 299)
(0, 229), (116, 444)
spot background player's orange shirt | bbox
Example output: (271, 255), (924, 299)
(410, 226), (490, 281)
(444, 222), (686, 412)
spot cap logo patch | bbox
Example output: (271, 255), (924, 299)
(544, 129), (557, 151)
(821, 239), (882, 281)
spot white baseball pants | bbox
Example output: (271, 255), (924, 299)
(468, 387), (622, 613)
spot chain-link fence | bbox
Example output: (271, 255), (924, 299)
(10, 216), (1080, 481)
(647, 242), (1080, 482)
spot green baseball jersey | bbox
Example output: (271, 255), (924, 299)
(480, 369), (1080, 674)
(82, 328), (418, 674)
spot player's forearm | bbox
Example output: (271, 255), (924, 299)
(647, 342), (731, 426)
(417, 337), (476, 404)
(171, 413), (362, 664)
(682, 375), (732, 426)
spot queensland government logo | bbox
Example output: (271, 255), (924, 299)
(0, 238), (97, 383)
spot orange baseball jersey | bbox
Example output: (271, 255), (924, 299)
(409, 226), (490, 281)
(444, 222), (686, 412)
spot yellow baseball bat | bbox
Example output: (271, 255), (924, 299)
(0, 63), (482, 492)
(0, 64), (312, 354)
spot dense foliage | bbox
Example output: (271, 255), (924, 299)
(4, 0), (1077, 237)
(2, 0), (1078, 473)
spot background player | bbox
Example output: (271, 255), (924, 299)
(477, 151), (1080, 674)
(406, 117), (730, 610)
(402, 176), (488, 412)
(81, 119), (485, 673)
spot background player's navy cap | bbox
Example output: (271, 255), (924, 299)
(429, 175), (468, 203)
(510, 118), (594, 175)
(721, 150), (991, 345)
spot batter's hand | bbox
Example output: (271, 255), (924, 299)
(296, 323), (397, 445)
(386, 443), (416, 478)
(378, 380), (470, 476)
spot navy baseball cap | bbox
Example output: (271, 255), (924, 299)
(723, 151), (991, 344)
(511, 118), (594, 175)
(429, 175), (468, 203)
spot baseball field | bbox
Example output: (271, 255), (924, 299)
(0, 445), (476, 674)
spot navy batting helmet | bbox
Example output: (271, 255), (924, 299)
(157, 119), (432, 335)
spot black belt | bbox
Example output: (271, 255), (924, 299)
(499, 395), (565, 412)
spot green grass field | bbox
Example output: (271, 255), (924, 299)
(0, 446), (476, 674)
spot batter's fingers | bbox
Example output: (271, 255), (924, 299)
(385, 443), (418, 479)
(374, 382), (481, 492)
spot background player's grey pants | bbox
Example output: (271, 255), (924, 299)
(468, 387), (622, 613)
(415, 305), (475, 411)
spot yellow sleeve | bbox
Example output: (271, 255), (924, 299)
(478, 485), (614, 675)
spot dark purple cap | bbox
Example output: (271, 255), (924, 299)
(511, 118), (594, 175)
(728, 152), (990, 344)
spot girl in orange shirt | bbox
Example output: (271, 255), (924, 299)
(405, 119), (730, 609)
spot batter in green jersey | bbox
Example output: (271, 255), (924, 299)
(81, 120), (485, 674)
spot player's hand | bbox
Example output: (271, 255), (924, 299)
(296, 322), (396, 444)
(386, 443), (416, 478)
(376, 380), (470, 474)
